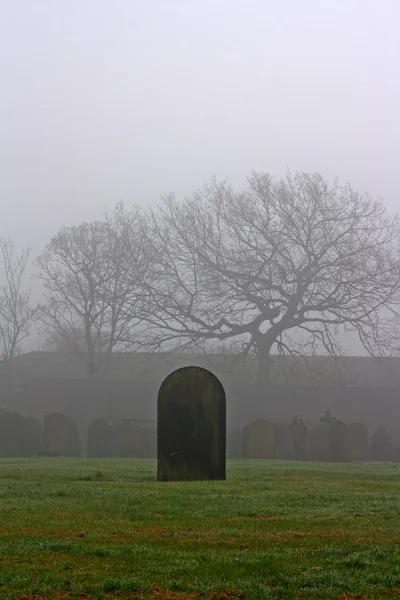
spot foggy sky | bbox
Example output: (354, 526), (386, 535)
(1, 0), (399, 254)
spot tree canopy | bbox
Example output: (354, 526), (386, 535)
(143, 172), (400, 386)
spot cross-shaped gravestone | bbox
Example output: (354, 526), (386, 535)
(320, 410), (337, 425)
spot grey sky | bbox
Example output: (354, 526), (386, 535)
(1, 0), (399, 257)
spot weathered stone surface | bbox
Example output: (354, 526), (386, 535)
(87, 419), (112, 458)
(347, 422), (369, 461)
(242, 419), (274, 459)
(291, 415), (310, 460)
(0, 411), (41, 457)
(157, 366), (226, 481)
(41, 413), (80, 457)
(370, 426), (393, 461)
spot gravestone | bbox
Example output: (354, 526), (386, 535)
(242, 419), (274, 459)
(310, 411), (349, 462)
(41, 413), (80, 457)
(157, 366), (226, 481)
(87, 419), (112, 458)
(291, 415), (310, 460)
(370, 426), (393, 461)
(0, 412), (41, 457)
(320, 410), (349, 462)
(0, 412), (24, 457)
(273, 422), (294, 459)
(347, 422), (369, 461)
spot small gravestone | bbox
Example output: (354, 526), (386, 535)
(87, 419), (112, 458)
(242, 419), (274, 459)
(0, 412), (41, 457)
(311, 411), (349, 462)
(41, 413), (80, 457)
(0, 412), (24, 457)
(321, 410), (349, 462)
(273, 422), (294, 459)
(347, 422), (369, 461)
(291, 415), (310, 460)
(370, 426), (393, 461)
(157, 366), (226, 481)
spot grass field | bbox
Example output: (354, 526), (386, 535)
(1, 460), (400, 600)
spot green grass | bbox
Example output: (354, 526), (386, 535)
(1, 459), (400, 599)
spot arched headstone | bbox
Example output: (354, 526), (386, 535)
(157, 366), (226, 481)
(0, 412), (41, 457)
(242, 419), (274, 458)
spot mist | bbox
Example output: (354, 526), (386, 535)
(1, 2), (400, 428)
(1, 0), (399, 252)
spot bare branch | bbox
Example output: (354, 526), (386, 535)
(36, 204), (152, 378)
(143, 171), (400, 387)
(0, 239), (35, 362)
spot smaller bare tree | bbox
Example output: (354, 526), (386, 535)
(0, 238), (35, 362)
(36, 204), (152, 378)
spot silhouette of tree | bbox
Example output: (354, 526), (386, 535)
(144, 171), (400, 391)
(0, 238), (35, 362)
(36, 203), (151, 377)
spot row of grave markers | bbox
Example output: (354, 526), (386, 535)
(228, 412), (393, 462)
(0, 367), (397, 479)
(0, 408), (392, 463)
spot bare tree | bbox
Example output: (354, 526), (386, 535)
(36, 203), (151, 378)
(144, 171), (400, 391)
(0, 238), (35, 362)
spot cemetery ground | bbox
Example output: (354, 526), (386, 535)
(0, 462), (400, 600)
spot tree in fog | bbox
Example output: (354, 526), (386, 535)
(145, 172), (400, 390)
(0, 238), (35, 362)
(36, 203), (151, 377)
